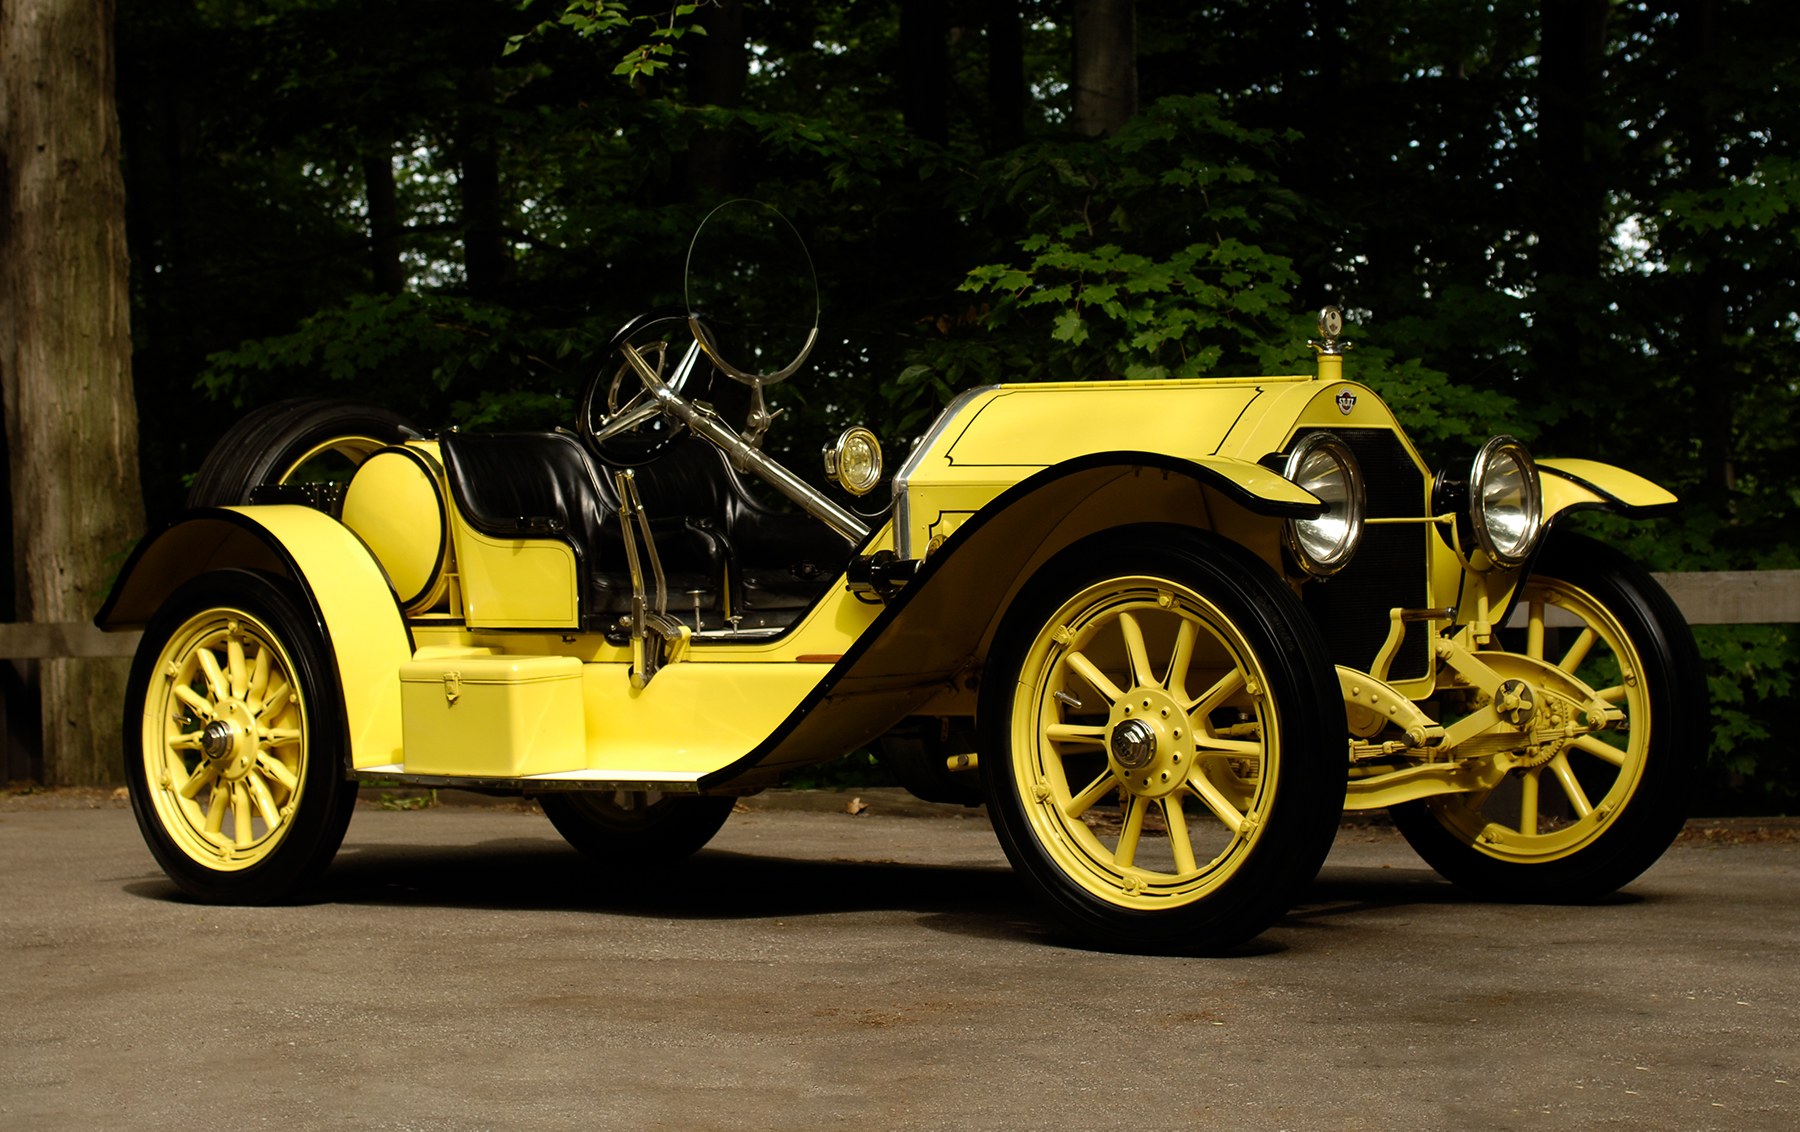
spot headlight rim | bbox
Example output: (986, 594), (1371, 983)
(1281, 431), (1366, 578)
(823, 425), (884, 497)
(1468, 433), (1543, 568)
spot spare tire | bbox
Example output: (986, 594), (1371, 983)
(187, 399), (421, 509)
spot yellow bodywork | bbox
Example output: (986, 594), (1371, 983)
(1540, 457), (1679, 515)
(97, 356), (1677, 809)
(338, 446), (450, 614)
(400, 652), (585, 776)
(894, 376), (1336, 560)
(97, 506), (412, 770)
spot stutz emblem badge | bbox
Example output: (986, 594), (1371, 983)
(1335, 389), (1357, 416)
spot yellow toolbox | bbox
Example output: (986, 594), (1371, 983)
(400, 653), (584, 777)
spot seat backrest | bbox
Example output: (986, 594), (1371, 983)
(618, 437), (851, 606)
(439, 431), (617, 564)
(620, 437), (736, 523)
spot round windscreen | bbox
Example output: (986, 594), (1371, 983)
(683, 200), (820, 386)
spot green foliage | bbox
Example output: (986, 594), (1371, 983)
(506, 1), (706, 82)
(1663, 156), (1800, 236)
(197, 292), (608, 431)
(779, 750), (893, 791)
(960, 96), (1303, 382)
(1689, 618), (1800, 811)
(116, 0), (1800, 809)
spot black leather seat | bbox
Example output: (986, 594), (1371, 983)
(439, 431), (724, 629)
(628, 439), (850, 622)
(439, 431), (849, 631)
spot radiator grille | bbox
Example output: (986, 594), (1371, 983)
(1297, 428), (1433, 681)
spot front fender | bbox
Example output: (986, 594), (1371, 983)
(1539, 458), (1678, 522)
(896, 449), (1321, 560)
(700, 457), (1310, 786)
(96, 506), (411, 770)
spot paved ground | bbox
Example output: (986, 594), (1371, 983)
(1, 790), (1796, 1129)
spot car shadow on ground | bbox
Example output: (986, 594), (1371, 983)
(333, 837), (1033, 923)
(1285, 862), (1647, 932)
(119, 834), (1548, 956)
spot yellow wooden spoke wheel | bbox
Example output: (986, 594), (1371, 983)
(980, 527), (1344, 952)
(1392, 533), (1704, 900)
(124, 570), (358, 902)
(141, 605), (308, 869)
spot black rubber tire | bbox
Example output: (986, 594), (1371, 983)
(539, 791), (735, 864)
(187, 398), (420, 507)
(979, 525), (1346, 953)
(123, 569), (358, 903)
(1390, 532), (1705, 901)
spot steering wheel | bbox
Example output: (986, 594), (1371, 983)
(578, 309), (714, 467)
(579, 204), (820, 467)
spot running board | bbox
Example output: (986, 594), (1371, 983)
(354, 764), (705, 794)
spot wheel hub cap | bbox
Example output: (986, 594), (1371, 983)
(204, 700), (261, 780)
(1106, 688), (1189, 799)
(200, 720), (237, 760)
(1110, 718), (1158, 769)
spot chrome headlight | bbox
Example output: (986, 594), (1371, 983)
(1282, 433), (1365, 577)
(1468, 435), (1543, 567)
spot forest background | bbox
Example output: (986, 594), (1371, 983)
(2, 0), (1795, 806)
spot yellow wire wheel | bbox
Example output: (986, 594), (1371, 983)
(1392, 532), (1703, 900)
(124, 569), (358, 902)
(981, 527), (1344, 952)
(1013, 579), (1278, 906)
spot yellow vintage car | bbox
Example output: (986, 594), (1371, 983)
(98, 204), (1700, 952)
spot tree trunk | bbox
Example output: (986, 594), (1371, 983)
(686, 0), (746, 199)
(987, 0), (1025, 152)
(1531, 0), (1609, 414)
(364, 141), (405, 294)
(1072, 0), (1136, 136)
(1676, 0), (1731, 504)
(455, 16), (510, 300)
(1537, 0), (1609, 285)
(0, 0), (146, 785)
(900, 0), (950, 144)
(457, 112), (510, 298)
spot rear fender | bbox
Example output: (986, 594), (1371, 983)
(95, 506), (411, 771)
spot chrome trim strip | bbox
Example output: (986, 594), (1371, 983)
(890, 384), (999, 560)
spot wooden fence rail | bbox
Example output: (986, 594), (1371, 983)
(0, 571), (1796, 662)
(3, 571), (1795, 781)
(1652, 571), (1800, 627)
